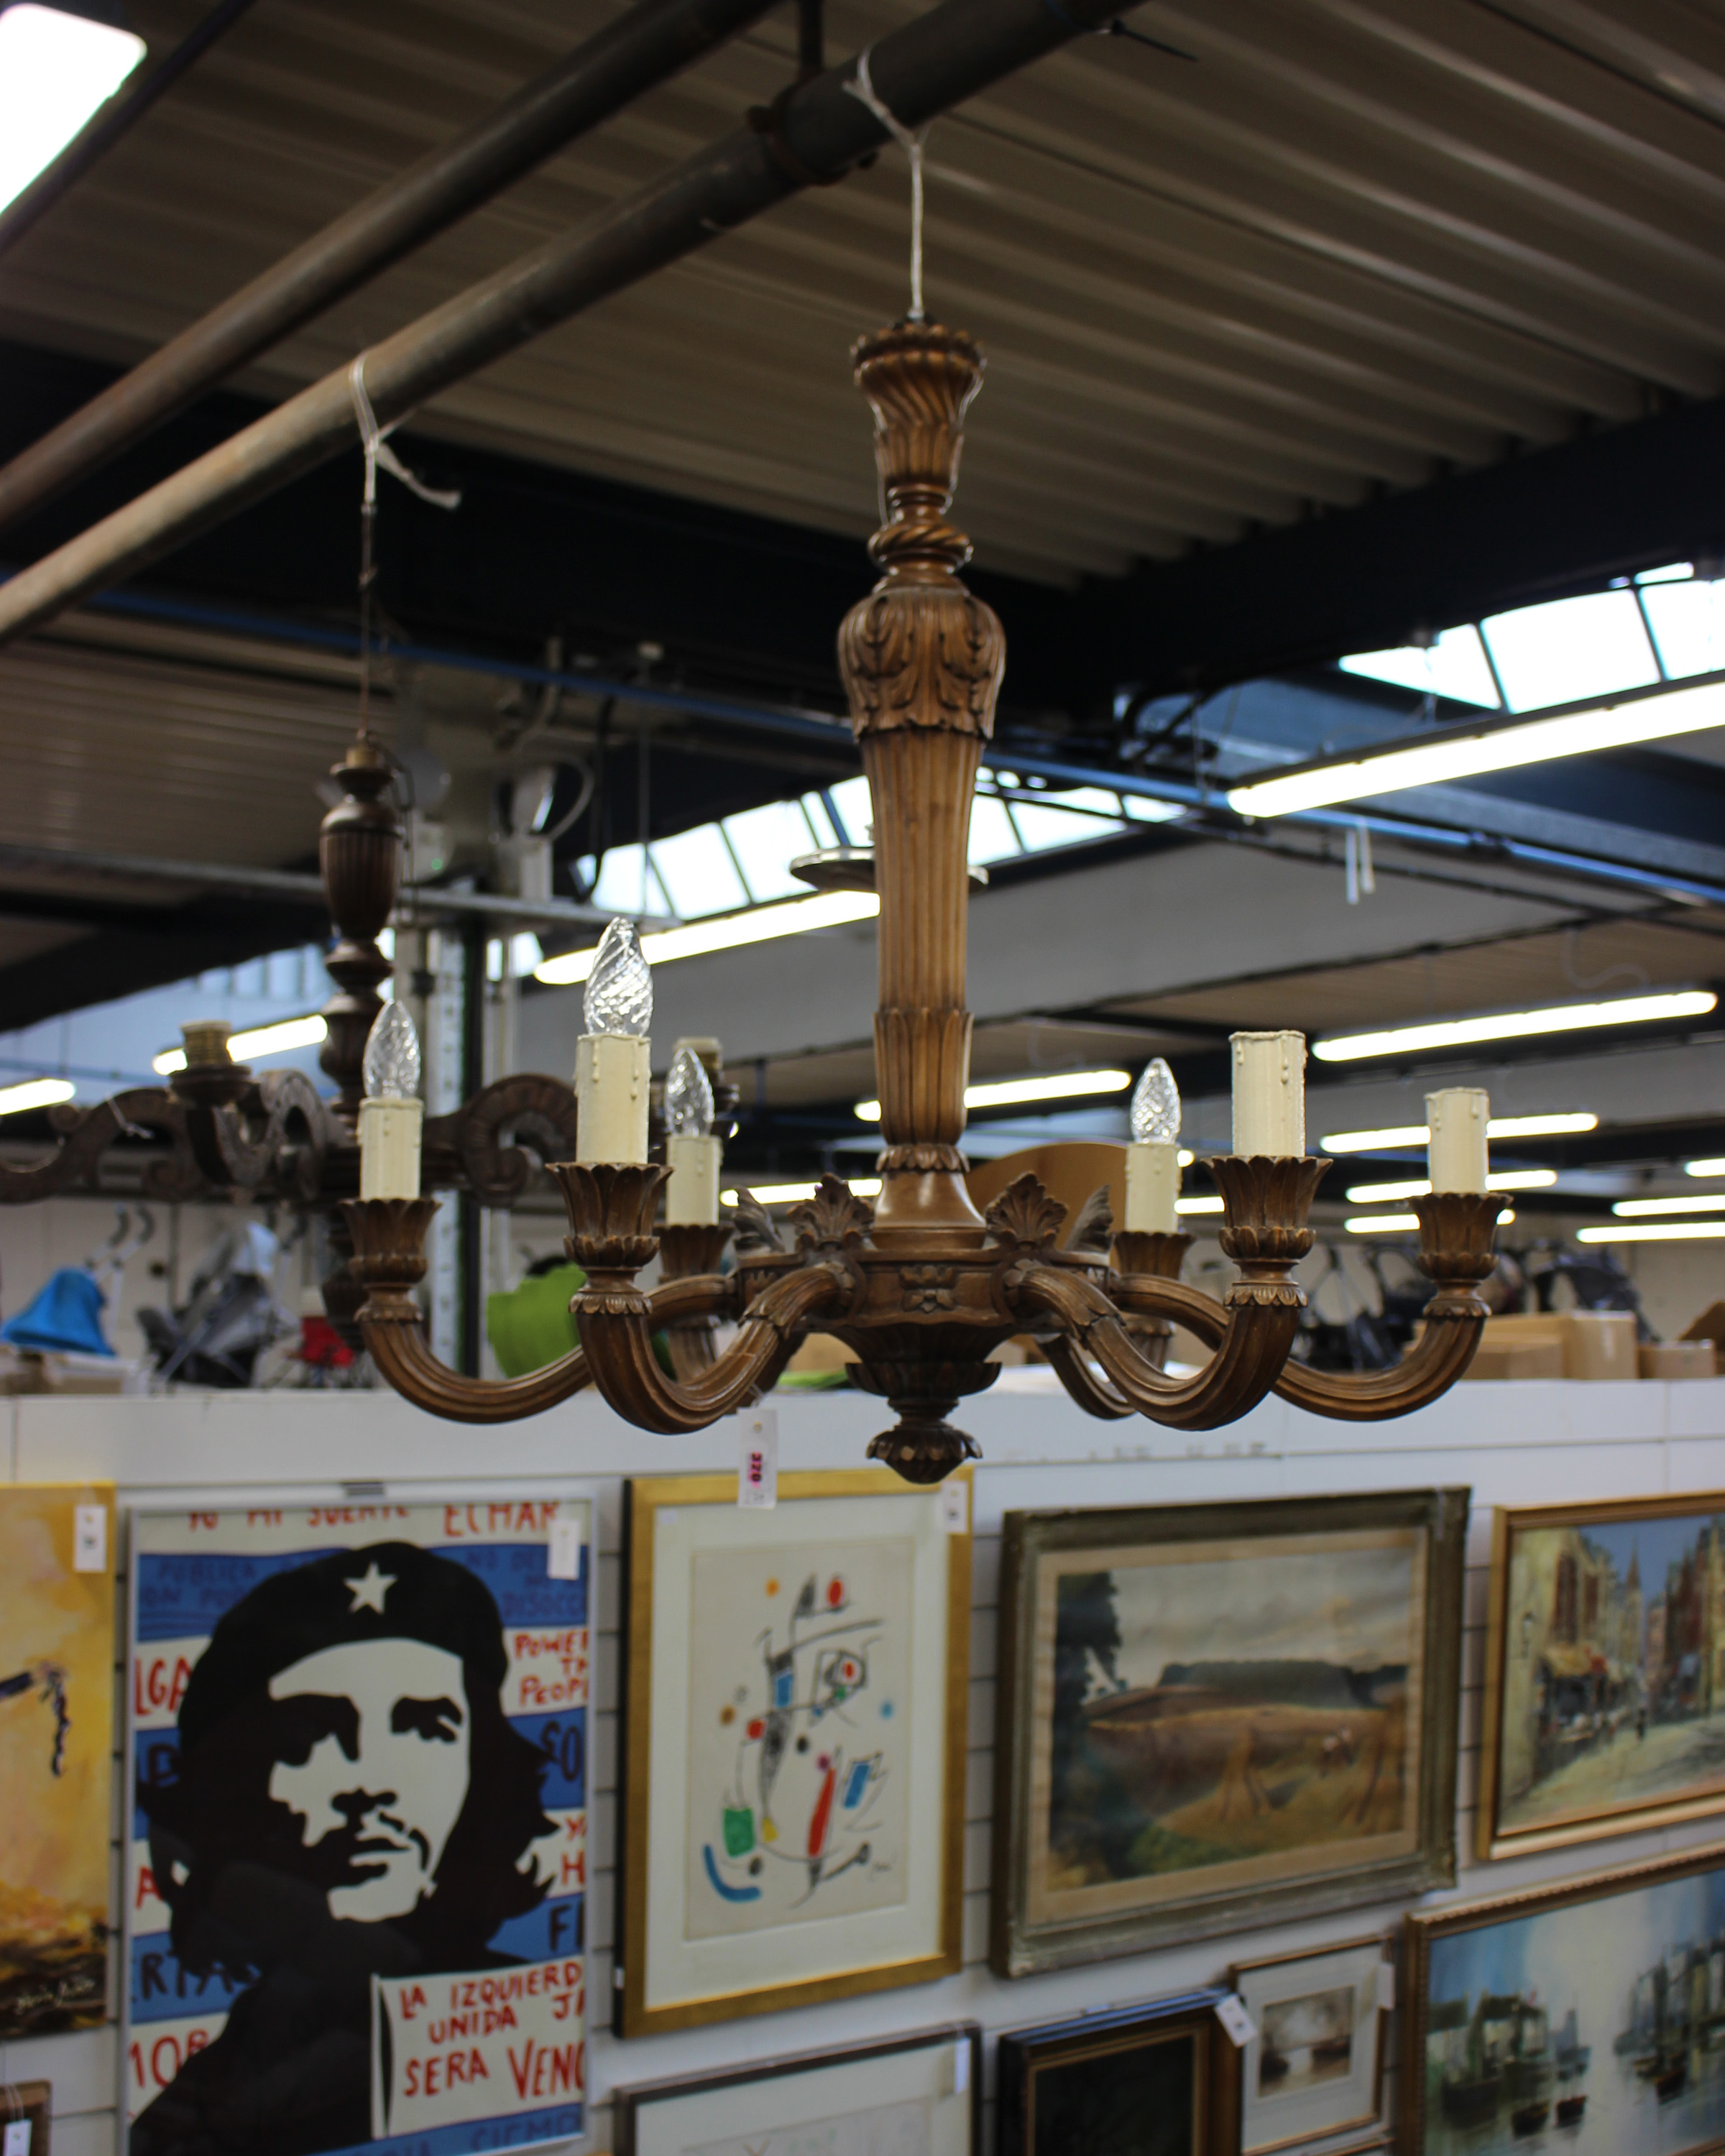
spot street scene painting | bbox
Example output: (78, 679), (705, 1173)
(0, 1483), (114, 2038)
(1486, 1497), (1725, 1853)
(1411, 1850), (1725, 2155)
(126, 1498), (588, 2156)
(1035, 1522), (1427, 1916)
(686, 1537), (914, 1937)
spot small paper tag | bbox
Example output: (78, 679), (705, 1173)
(1215, 1994), (1257, 2049)
(951, 2040), (970, 2095)
(737, 1410), (778, 1509)
(5, 2120), (32, 2156)
(939, 1479), (970, 1534)
(1376, 1960), (1397, 2012)
(546, 1515), (581, 1580)
(73, 1503), (106, 1574)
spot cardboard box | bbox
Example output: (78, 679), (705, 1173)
(1463, 1311), (1639, 1381)
(1640, 1340), (1718, 1380)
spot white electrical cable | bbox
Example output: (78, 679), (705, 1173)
(845, 49), (932, 322)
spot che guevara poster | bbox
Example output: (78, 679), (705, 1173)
(126, 1496), (589, 2156)
(0, 1480), (116, 2037)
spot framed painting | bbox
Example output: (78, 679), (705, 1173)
(1478, 1491), (1725, 1860)
(991, 1488), (1467, 1975)
(615, 2022), (981, 2156)
(997, 1989), (1241, 2156)
(1230, 1935), (1389, 2155)
(0, 1481), (115, 2040)
(615, 1468), (970, 2036)
(126, 1494), (590, 2156)
(1403, 1840), (1725, 2155)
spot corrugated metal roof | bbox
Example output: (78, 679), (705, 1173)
(4, 0), (1721, 586)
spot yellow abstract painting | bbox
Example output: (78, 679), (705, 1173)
(0, 1482), (115, 2036)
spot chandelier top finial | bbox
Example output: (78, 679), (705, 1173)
(853, 318), (984, 579)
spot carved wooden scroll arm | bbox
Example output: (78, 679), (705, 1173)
(574, 1261), (845, 1435)
(1011, 1261), (1302, 1433)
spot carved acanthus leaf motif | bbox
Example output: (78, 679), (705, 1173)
(788, 1174), (875, 1254)
(1066, 1184), (1115, 1254)
(984, 1172), (1068, 1250)
(838, 584), (1005, 739)
(728, 1191), (787, 1256)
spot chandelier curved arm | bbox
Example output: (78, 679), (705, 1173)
(1012, 1259), (1303, 1432)
(1109, 1190), (1501, 1421)
(0, 1087), (212, 1204)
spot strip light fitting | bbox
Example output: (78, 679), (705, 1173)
(0, 1076), (75, 1117)
(0, 4), (146, 219)
(1686, 1158), (1725, 1178)
(535, 889), (878, 986)
(1578, 1220), (1725, 1243)
(1613, 1194), (1725, 1217)
(1348, 1207), (1514, 1234)
(1344, 1169), (1555, 1204)
(1314, 992), (1714, 1064)
(153, 1014), (328, 1076)
(1227, 675), (1725, 819)
(854, 1067), (1130, 1123)
(720, 1176), (883, 1207)
(1320, 1113), (1597, 1152)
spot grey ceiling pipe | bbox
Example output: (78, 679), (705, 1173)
(0, 0), (784, 536)
(0, 0), (1139, 649)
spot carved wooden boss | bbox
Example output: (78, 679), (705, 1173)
(346, 320), (1500, 1478)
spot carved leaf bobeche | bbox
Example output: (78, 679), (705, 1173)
(838, 583), (1005, 738)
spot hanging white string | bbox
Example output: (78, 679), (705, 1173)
(347, 355), (463, 512)
(845, 49), (931, 322)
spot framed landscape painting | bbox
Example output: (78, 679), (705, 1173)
(615, 2022), (981, 2156)
(1403, 1841), (1725, 2155)
(615, 1469), (970, 2035)
(996, 1989), (1241, 2156)
(1230, 1935), (1389, 2156)
(1479, 1492), (1725, 1859)
(991, 1488), (1467, 1976)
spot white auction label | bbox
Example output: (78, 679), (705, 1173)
(1215, 1993), (1257, 2048)
(1376, 1960), (1397, 2012)
(73, 1502), (106, 1573)
(939, 1478), (970, 1534)
(546, 1514), (582, 1580)
(735, 1409), (778, 1508)
(4, 2122), (32, 2156)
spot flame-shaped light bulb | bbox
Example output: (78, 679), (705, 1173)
(664, 1045), (714, 1139)
(363, 1000), (421, 1100)
(584, 918), (653, 1038)
(1130, 1058), (1180, 1146)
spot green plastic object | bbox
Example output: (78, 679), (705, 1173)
(486, 1263), (585, 1377)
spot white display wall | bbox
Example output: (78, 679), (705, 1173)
(4, 1370), (1724, 2155)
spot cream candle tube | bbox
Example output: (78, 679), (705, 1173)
(1427, 1087), (1490, 1193)
(666, 1133), (722, 1225)
(1124, 1141), (1180, 1233)
(576, 1033), (650, 1164)
(358, 1097), (424, 1200)
(1230, 1031), (1306, 1156)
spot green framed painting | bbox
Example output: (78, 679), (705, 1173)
(991, 1488), (1467, 1976)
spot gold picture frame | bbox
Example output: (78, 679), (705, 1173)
(615, 1468), (970, 2037)
(1478, 1492), (1725, 1861)
(1402, 1839), (1725, 2155)
(991, 1488), (1466, 1977)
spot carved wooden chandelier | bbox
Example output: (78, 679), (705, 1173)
(341, 318), (1503, 1480)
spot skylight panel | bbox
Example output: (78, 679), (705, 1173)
(650, 822), (748, 918)
(589, 844), (668, 916)
(1338, 625), (1499, 707)
(722, 799), (822, 900)
(1481, 590), (1659, 711)
(1638, 576), (1723, 681)
(824, 775), (874, 844)
(967, 794), (1021, 863)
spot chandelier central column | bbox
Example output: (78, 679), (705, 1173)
(838, 322), (1005, 1248)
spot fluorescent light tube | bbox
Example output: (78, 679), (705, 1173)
(719, 1177), (883, 1206)
(1685, 1158), (1725, 1178)
(1613, 1194), (1725, 1217)
(1227, 675), (1725, 819)
(1343, 1169), (1555, 1204)
(0, 4), (145, 216)
(1314, 992), (1714, 1064)
(1319, 1113), (1596, 1151)
(854, 1068), (1130, 1123)
(1578, 1220), (1725, 1243)
(1348, 1206), (1514, 1234)
(154, 1014), (328, 1075)
(1175, 1194), (1223, 1215)
(0, 1075), (75, 1116)
(535, 890), (878, 986)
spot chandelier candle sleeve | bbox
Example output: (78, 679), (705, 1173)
(663, 1043), (719, 1226)
(357, 1003), (424, 1201)
(1231, 1031), (1306, 1157)
(1427, 1088), (1490, 1194)
(576, 918), (653, 1165)
(1126, 1057), (1182, 1233)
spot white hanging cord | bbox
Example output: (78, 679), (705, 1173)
(346, 355), (461, 740)
(845, 50), (931, 322)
